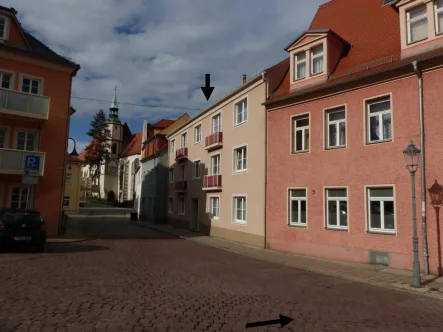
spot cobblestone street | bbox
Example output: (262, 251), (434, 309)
(0, 218), (442, 331)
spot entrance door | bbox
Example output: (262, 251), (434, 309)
(190, 198), (200, 231)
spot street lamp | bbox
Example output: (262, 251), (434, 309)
(68, 137), (79, 157)
(428, 180), (443, 276)
(403, 141), (421, 288)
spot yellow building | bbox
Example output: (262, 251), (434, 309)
(63, 154), (84, 212)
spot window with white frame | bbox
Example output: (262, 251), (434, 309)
(233, 146), (247, 173)
(63, 196), (70, 207)
(311, 44), (324, 75)
(407, 5), (428, 44)
(212, 114), (221, 133)
(65, 167), (73, 185)
(0, 16), (6, 40)
(194, 125), (202, 143)
(292, 115), (309, 152)
(170, 140), (175, 154)
(210, 197), (220, 220)
(193, 160), (201, 179)
(289, 189), (307, 226)
(233, 196), (246, 224)
(21, 77), (41, 95)
(0, 72), (11, 89)
(169, 167), (174, 183)
(168, 197), (173, 213)
(10, 186), (29, 209)
(294, 51), (306, 80)
(235, 99), (248, 125)
(326, 188), (348, 229)
(0, 127), (6, 148)
(211, 154), (221, 175)
(326, 108), (346, 148)
(181, 133), (187, 148)
(16, 131), (36, 151)
(367, 98), (392, 143)
(179, 197), (186, 215)
(435, 0), (443, 34)
(367, 187), (395, 233)
(180, 164), (186, 180)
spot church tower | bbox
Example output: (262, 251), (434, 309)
(107, 87), (123, 158)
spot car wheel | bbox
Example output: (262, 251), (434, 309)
(35, 243), (45, 253)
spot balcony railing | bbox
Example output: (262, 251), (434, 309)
(204, 132), (223, 150)
(202, 175), (222, 190)
(0, 149), (46, 176)
(175, 147), (188, 161)
(0, 88), (50, 120)
(175, 180), (187, 192)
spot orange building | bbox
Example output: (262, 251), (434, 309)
(0, 6), (80, 236)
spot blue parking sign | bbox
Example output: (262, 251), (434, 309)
(24, 155), (41, 171)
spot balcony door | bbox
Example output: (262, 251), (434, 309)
(211, 154), (220, 175)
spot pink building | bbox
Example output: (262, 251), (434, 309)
(265, 0), (443, 275)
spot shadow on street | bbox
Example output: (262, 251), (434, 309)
(0, 242), (111, 254)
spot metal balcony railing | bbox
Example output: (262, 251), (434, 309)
(203, 175), (222, 189)
(205, 132), (223, 149)
(175, 147), (188, 161)
(175, 180), (187, 192)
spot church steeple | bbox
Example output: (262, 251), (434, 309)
(108, 86), (121, 123)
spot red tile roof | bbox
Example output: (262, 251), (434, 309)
(119, 132), (142, 158)
(153, 119), (175, 129)
(67, 153), (85, 163)
(266, 0), (443, 103)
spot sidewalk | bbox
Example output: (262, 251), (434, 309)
(132, 220), (443, 300)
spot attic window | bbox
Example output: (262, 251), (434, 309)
(0, 16), (6, 40)
(436, 0), (443, 35)
(311, 45), (324, 75)
(407, 5), (428, 44)
(294, 52), (306, 80)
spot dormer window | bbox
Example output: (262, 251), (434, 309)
(435, 0), (443, 35)
(311, 45), (324, 75)
(407, 5), (428, 44)
(295, 52), (306, 80)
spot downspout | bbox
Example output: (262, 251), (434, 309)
(262, 70), (268, 250)
(412, 60), (429, 275)
(153, 132), (157, 223)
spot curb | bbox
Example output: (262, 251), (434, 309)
(46, 238), (91, 243)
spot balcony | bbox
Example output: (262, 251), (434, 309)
(0, 88), (50, 120)
(0, 149), (46, 176)
(204, 132), (223, 151)
(175, 180), (187, 193)
(202, 175), (222, 191)
(175, 147), (188, 162)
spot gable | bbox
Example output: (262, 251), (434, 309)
(285, 33), (327, 52)
(0, 8), (29, 49)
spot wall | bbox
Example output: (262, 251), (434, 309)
(63, 163), (81, 212)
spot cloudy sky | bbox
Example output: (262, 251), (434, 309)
(7, 0), (324, 153)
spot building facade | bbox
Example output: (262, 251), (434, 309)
(63, 154), (84, 213)
(166, 74), (271, 247)
(265, 0), (443, 275)
(0, 6), (80, 236)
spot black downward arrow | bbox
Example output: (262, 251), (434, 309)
(201, 73), (215, 101)
(246, 314), (294, 329)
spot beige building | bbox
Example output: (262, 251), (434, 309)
(166, 72), (274, 247)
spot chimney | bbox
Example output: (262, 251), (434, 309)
(242, 74), (247, 84)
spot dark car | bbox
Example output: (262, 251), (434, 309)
(0, 209), (47, 252)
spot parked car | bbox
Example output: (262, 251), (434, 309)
(0, 209), (47, 252)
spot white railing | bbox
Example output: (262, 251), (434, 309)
(0, 149), (46, 176)
(0, 88), (50, 119)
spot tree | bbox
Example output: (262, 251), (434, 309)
(84, 109), (111, 199)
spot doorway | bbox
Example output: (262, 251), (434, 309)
(190, 198), (200, 231)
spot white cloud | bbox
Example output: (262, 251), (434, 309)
(7, 0), (324, 123)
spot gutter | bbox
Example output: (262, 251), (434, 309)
(412, 60), (430, 275)
(263, 70), (268, 250)
(265, 50), (443, 107)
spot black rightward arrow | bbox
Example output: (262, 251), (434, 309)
(246, 314), (293, 329)
(201, 73), (214, 101)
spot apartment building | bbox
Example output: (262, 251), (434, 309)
(166, 73), (274, 247)
(265, 0), (443, 275)
(0, 6), (80, 236)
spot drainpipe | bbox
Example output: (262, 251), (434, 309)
(412, 60), (429, 275)
(262, 70), (268, 250)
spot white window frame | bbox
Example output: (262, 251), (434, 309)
(435, 0), (443, 34)
(366, 97), (392, 144)
(168, 197), (173, 214)
(211, 154), (221, 175)
(294, 51), (307, 80)
(212, 113), (222, 134)
(0, 70), (13, 90)
(325, 107), (346, 149)
(170, 140), (175, 154)
(232, 195), (247, 225)
(234, 98), (248, 126)
(292, 115), (310, 153)
(181, 132), (187, 148)
(193, 160), (201, 179)
(15, 130), (38, 151)
(65, 167), (73, 185)
(20, 75), (43, 95)
(169, 167), (174, 183)
(179, 197), (186, 215)
(310, 44), (324, 75)
(367, 186), (396, 234)
(0, 126), (8, 149)
(233, 145), (247, 173)
(180, 164), (186, 180)
(194, 125), (202, 144)
(63, 196), (70, 208)
(407, 4), (428, 44)
(288, 188), (307, 226)
(325, 188), (348, 230)
(9, 185), (30, 210)
(0, 15), (10, 41)
(209, 196), (220, 220)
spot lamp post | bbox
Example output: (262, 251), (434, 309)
(403, 141), (422, 288)
(68, 137), (79, 157)
(428, 180), (443, 276)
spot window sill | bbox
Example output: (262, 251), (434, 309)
(291, 150), (309, 155)
(366, 139), (392, 145)
(367, 230), (396, 236)
(293, 76), (306, 82)
(233, 170), (247, 175)
(168, 211), (173, 214)
(325, 145), (346, 151)
(211, 217), (220, 222)
(234, 120), (248, 128)
(194, 141), (201, 145)
(288, 224), (307, 228)
(192, 177), (201, 180)
(310, 71), (324, 77)
(232, 221), (247, 226)
(407, 37), (428, 46)
(325, 226), (348, 232)
(178, 213), (185, 216)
